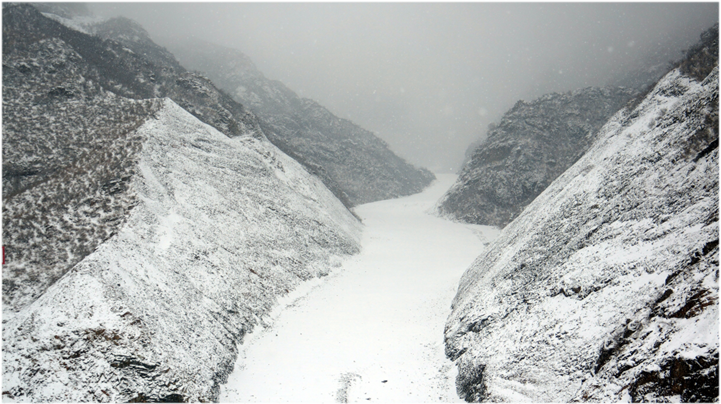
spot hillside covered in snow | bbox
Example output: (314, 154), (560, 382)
(163, 38), (435, 207)
(3, 4), (361, 402)
(444, 25), (718, 402)
(3, 2), (277, 318)
(3, 98), (361, 402)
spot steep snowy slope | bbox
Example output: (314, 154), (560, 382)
(37, 5), (434, 207)
(1, 3), (261, 318)
(163, 38), (435, 207)
(3, 5), (362, 401)
(2, 8), (162, 314)
(444, 33), (718, 402)
(2, 99), (361, 402)
(440, 24), (717, 231)
(437, 86), (637, 228)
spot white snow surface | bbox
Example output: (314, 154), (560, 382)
(219, 174), (500, 403)
(2, 99), (361, 402)
(445, 67), (718, 402)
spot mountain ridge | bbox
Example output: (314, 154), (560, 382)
(444, 25), (718, 402)
(2, 93), (363, 402)
(2, 5), (364, 401)
(437, 26), (710, 229)
(162, 37), (435, 207)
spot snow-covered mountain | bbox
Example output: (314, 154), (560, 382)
(444, 25), (718, 402)
(2, 2), (266, 316)
(162, 38), (435, 207)
(3, 4), (361, 401)
(437, 86), (637, 228)
(3, 98), (361, 402)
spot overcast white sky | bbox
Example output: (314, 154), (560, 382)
(89, 2), (718, 172)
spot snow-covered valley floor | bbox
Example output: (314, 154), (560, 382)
(220, 174), (500, 403)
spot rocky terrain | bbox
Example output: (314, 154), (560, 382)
(445, 33), (680, 226)
(163, 38), (435, 207)
(437, 86), (638, 228)
(3, 4), (361, 401)
(444, 25), (718, 402)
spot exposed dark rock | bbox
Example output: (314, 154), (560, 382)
(128, 392), (187, 403)
(437, 86), (637, 228)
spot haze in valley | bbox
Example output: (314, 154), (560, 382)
(89, 2), (719, 172)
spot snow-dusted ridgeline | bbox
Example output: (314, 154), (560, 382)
(163, 38), (435, 207)
(2, 99), (361, 402)
(444, 65), (718, 401)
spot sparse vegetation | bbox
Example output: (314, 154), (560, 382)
(2, 32), (162, 313)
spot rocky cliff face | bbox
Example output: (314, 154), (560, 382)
(164, 38), (435, 207)
(3, 4), (361, 402)
(444, 27), (718, 402)
(437, 86), (637, 228)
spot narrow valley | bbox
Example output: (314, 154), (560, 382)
(220, 175), (499, 403)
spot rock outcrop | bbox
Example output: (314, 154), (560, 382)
(444, 26), (718, 402)
(164, 38), (435, 207)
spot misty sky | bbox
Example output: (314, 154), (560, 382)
(89, 3), (718, 172)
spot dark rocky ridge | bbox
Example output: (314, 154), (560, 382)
(444, 26), (718, 402)
(163, 38), (435, 207)
(437, 86), (638, 228)
(4, 4), (263, 140)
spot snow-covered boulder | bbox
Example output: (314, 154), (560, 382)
(2, 99), (361, 402)
(444, 51), (718, 402)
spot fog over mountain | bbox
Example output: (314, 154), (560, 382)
(4, 3), (718, 402)
(88, 3), (716, 172)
